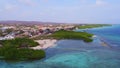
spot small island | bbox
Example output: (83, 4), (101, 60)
(0, 38), (45, 61)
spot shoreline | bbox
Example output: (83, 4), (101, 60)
(30, 39), (57, 50)
(76, 25), (113, 48)
(77, 24), (112, 29)
(99, 38), (112, 48)
(76, 25), (112, 32)
(93, 35), (112, 48)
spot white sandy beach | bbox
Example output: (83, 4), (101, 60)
(31, 39), (57, 50)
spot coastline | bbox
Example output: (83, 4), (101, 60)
(98, 36), (112, 48)
(76, 25), (112, 32)
(77, 24), (112, 29)
(0, 25), (120, 68)
(31, 25), (113, 50)
(76, 25), (113, 48)
(31, 39), (57, 50)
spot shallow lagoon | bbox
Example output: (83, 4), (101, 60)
(0, 25), (120, 68)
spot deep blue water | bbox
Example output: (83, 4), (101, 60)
(0, 25), (120, 68)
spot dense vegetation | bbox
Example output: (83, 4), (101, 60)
(0, 38), (39, 48)
(0, 38), (45, 61)
(50, 30), (93, 42)
(78, 24), (111, 29)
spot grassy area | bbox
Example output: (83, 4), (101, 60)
(50, 30), (93, 42)
(78, 24), (111, 29)
(32, 30), (93, 42)
(0, 38), (45, 61)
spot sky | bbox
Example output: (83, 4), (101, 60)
(0, 0), (120, 24)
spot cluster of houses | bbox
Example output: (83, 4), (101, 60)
(0, 34), (14, 40)
(0, 24), (76, 40)
(0, 26), (15, 40)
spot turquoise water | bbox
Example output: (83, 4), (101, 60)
(0, 25), (120, 68)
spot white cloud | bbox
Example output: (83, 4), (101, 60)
(18, 0), (35, 6)
(80, 0), (87, 3)
(20, 11), (32, 17)
(96, 0), (107, 6)
(4, 4), (16, 11)
(44, 0), (48, 2)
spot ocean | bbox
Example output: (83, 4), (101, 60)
(0, 25), (120, 68)
(80, 25), (120, 47)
